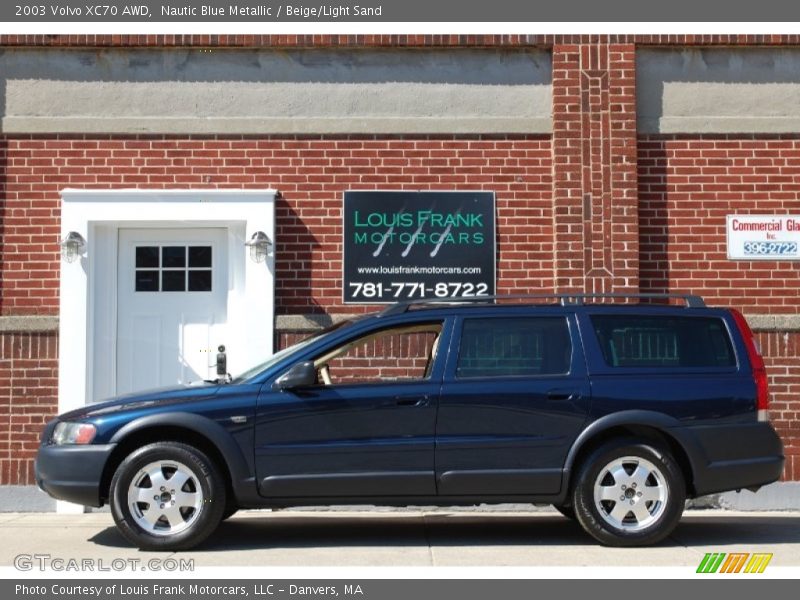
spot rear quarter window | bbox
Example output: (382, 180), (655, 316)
(456, 317), (572, 378)
(590, 315), (736, 368)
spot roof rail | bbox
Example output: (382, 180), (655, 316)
(378, 293), (705, 317)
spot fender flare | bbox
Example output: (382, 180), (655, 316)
(563, 410), (707, 489)
(108, 412), (258, 503)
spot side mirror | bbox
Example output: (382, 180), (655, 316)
(272, 361), (317, 391)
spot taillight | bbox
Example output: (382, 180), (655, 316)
(730, 309), (770, 421)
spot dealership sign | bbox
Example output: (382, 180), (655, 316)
(727, 215), (800, 260)
(343, 191), (496, 303)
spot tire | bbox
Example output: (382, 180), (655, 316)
(554, 504), (576, 520)
(571, 438), (685, 547)
(110, 441), (226, 551)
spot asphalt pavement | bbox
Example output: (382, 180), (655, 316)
(0, 509), (798, 568)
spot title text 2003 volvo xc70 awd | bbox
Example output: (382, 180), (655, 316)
(36, 294), (784, 550)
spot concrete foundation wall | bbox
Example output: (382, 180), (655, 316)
(0, 48), (552, 134)
(0, 486), (55, 512)
(638, 48), (800, 133)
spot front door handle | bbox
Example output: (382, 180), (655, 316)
(546, 389), (580, 402)
(394, 395), (430, 407)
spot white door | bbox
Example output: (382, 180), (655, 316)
(116, 228), (228, 394)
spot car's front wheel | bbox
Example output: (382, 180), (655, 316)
(572, 439), (685, 546)
(110, 441), (226, 550)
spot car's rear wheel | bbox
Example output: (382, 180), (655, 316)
(572, 439), (685, 546)
(110, 442), (226, 550)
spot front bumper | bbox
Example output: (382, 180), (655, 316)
(35, 443), (115, 507)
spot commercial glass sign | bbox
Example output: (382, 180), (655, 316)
(343, 191), (496, 303)
(726, 215), (800, 260)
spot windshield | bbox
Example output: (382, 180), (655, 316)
(231, 320), (353, 383)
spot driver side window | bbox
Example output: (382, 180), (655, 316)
(314, 322), (443, 386)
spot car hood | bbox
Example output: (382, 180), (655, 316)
(57, 381), (222, 421)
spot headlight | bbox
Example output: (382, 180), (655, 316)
(51, 422), (97, 445)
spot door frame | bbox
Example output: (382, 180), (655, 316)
(59, 188), (277, 415)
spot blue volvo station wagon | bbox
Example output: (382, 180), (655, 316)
(36, 294), (784, 549)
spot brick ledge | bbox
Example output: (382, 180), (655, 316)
(275, 313), (800, 333)
(746, 315), (800, 332)
(0, 316), (59, 333)
(2, 313), (798, 334)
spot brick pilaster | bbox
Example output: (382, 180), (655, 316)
(552, 41), (638, 294)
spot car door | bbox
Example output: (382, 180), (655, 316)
(254, 317), (452, 499)
(435, 312), (590, 496)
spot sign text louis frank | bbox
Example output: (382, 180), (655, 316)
(726, 215), (800, 260)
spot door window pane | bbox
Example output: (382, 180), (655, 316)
(188, 246), (212, 268)
(188, 270), (212, 292)
(134, 270), (159, 292)
(134, 245), (213, 293)
(317, 323), (443, 385)
(161, 271), (185, 292)
(457, 317), (572, 378)
(161, 246), (186, 268)
(135, 246), (159, 268)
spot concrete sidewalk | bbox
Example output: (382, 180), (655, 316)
(0, 509), (798, 567)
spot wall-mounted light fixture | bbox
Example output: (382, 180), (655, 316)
(244, 231), (272, 263)
(60, 231), (86, 263)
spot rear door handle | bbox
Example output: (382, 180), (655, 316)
(546, 389), (580, 402)
(395, 395), (430, 407)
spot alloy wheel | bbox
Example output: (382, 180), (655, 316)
(592, 455), (668, 532)
(127, 460), (204, 536)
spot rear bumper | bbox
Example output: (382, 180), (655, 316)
(35, 443), (115, 507)
(696, 455), (785, 496)
(679, 422), (785, 497)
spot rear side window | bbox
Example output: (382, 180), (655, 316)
(590, 315), (736, 368)
(456, 317), (571, 378)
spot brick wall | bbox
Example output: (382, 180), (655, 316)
(639, 135), (800, 313)
(757, 331), (800, 481)
(0, 136), (554, 316)
(0, 331), (57, 484)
